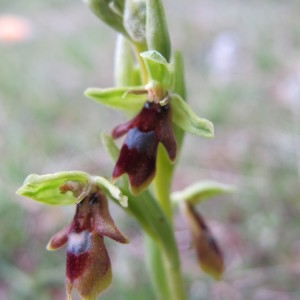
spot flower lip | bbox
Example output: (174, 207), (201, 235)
(112, 100), (177, 194)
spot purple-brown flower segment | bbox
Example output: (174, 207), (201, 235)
(112, 100), (177, 195)
(47, 187), (129, 300)
(181, 202), (224, 280)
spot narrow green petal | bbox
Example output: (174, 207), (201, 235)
(171, 93), (214, 138)
(84, 86), (146, 112)
(171, 181), (235, 206)
(16, 171), (92, 206)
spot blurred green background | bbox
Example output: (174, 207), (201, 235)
(1, 0), (300, 299)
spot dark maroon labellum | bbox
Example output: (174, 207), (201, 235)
(112, 100), (177, 194)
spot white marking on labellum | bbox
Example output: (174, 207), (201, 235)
(67, 230), (91, 255)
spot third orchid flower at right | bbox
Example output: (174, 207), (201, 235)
(172, 181), (235, 279)
(180, 202), (224, 280)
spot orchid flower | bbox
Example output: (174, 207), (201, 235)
(17, 172), (128, 300)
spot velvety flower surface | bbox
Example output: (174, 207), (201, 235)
(180, 202), (224, 280)
(47, 187), (129, 300)
(112, 100), (177, 194)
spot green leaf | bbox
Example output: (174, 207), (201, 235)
(84, 86), (146, 112)
(140, 51), (174, 91)
(16, 171), (128, 207)
(171, 181), (235, 206)
(171, 93), (214, 138)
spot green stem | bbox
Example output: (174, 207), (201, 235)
(162, 253), (186, 300)
(150, 147), (186, 300)
(145, 235), (170, 300)
(145, 234), (186, 300)
(149, 50), (187, 300)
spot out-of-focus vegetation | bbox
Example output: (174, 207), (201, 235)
(1, 0), (300, 299)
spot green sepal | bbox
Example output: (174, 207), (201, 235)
(145, 0), (171, 62)
(171, 93), (214, 138)
(140, 51), (174, 92)
(84, 86), (146, 112)
(85, 0), (129, 38)
(171, 181), (235, 206)
(16, 171), (128, 207)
